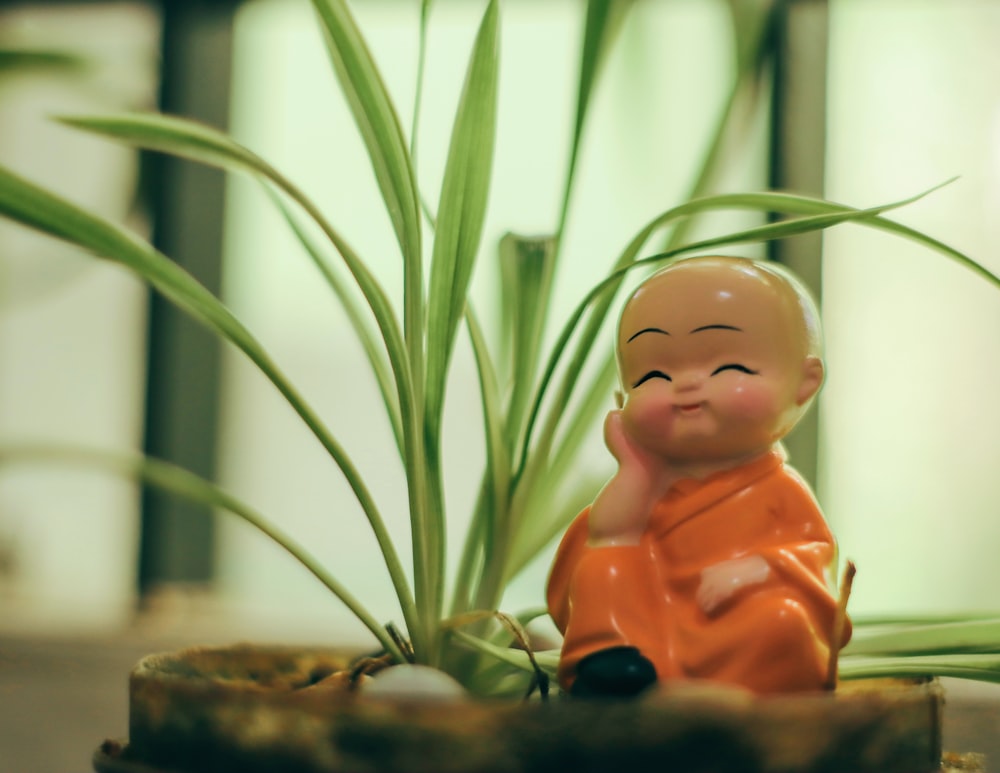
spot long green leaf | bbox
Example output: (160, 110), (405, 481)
(56, 114), (412, 375)
(410, 0), (436, 228)
(845, 618), (1000, 658)
(448, 234), (556, 616)
(854, 612), (1000, 627)
(509, 8), (780, 560)
(463, 307), (511, 615)
(499, 234), (557, 449)
(425, 0), (500, 420)
(508, 188), (1000, 581)
(507, 471), (606, 588)
(840, 654), (1000, 684)
(0, 162), (419, 644)
(54, 109), (438, 656)
(309, 0), (423, 370)
(466, 308), (510, 548)
(555, 0), (636, 244)
(421, 0), (500, 632)
(517, 182), (990, 481)
(512, 0), (769, 491)
(409, 0), (433, 162)
(452, 630), (559, 677)
(454, 607), (558, 697)
(0, 444), (405, 662)
(497, 0), (776, 608)
(49, 119), (412, 455)
(663, 1), (776, 251)
(512, 3), (778, 549)
(508, 0), (633, 458)
(450, 482), (489, 615)
(267, 189), (404, 455)
(505, 357), (618, 580)
(525, 11), (774, 463)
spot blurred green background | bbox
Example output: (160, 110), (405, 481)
(1, 0), (998, 648)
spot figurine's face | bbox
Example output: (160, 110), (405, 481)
(617, 258), (823, 467)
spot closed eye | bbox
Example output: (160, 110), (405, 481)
(633, 370), (672, 388)
(711, 363), (759, 376)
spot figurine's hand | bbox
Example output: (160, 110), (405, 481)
(697, 555), (770, 615)
(588, 411), (673, 547)
(603, 409), (662, 480)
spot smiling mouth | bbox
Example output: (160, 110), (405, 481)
(676, 402), (704, 415)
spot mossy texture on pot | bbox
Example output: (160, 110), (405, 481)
(97, 644), (948, 773)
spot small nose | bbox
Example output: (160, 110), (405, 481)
(673, 371), (702, 392)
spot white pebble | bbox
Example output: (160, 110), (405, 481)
(362, 664), (468, 702)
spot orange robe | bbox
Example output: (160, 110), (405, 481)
(546, 450), (850, 694)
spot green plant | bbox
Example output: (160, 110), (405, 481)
(1, 0), (999, 695)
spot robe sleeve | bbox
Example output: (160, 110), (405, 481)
(754, 473), (852, 648)
(547, 508), (667, 687)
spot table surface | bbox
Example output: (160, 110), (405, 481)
(1, 630), (998, 773)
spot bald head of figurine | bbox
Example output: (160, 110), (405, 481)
(615, 256), (823, 473)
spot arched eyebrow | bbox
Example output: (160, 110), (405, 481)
(626, 327), (670, 343)
(690, 324), (743, 334)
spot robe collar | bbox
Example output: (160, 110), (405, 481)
(651, 449), (784, 537)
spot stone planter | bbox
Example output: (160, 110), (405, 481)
(92, 643), (969, 773)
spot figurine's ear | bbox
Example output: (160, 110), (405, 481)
(795, 356), (824, 406)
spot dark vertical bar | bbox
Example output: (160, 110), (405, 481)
(138, 0), (239, 595)
(768, 0), (829, 488)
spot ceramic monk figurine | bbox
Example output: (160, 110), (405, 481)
(547, 255), (851, 697)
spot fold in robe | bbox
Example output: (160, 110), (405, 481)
(547, 450), (850, 693)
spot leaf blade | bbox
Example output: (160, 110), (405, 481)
(841, 654), (1000, 684)
(461, 307), (511, 613)
(56, 112), (414, 368)
(421, 0), (501, 628)
(556, 0), (636, 241)
(45, 113), (436, 653)
(846, 618), (1000, 657)
(308, 0), (425, 398)
(516, 182), (985, 480)
(0, 163), (419, 642)
(425, 0), (500, 422)
(0, 444), (405, 662)
(266, 188), (404, 455)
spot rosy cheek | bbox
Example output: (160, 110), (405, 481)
(719, 380), (777, 417)
(623, 388), (674, 442)
(735, 382), (789, 417)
